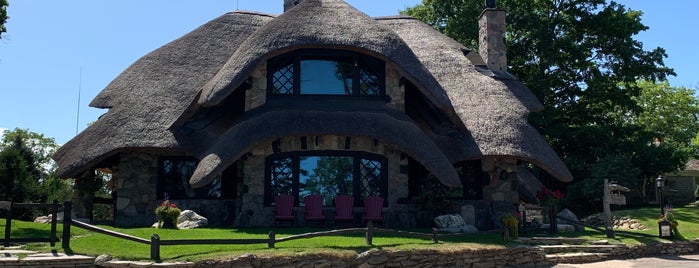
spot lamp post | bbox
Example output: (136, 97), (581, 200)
(656, 175), (665, 216)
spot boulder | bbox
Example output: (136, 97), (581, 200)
(177, 210), (208, 229)
(557, 209), (584, 232)
(434, 214), (479, 233)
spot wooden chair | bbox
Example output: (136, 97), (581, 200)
(363, 196), (384, 226)
(274, 194), (295, 227)
(304, 195), (325, 227)
(333, 195), (355, 227)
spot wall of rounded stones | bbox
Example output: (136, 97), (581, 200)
(194, 246), (552, 268)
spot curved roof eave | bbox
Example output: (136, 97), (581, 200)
(188, 107), (462, 189)
(195, 0), (460, 125)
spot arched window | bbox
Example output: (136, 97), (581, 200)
(264, 151), (388, 207)
(268, 49), (385, 97)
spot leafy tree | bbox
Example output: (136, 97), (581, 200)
(0, 0), (7, 40)
(632, 80), (699, 149)
(0, 136), (39, 202)
(0, 128), (72, 204)
(404, 1), (681, 202)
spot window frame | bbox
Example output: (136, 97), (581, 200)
(264, 150), (388, 207)
(267, 49), (386, 97)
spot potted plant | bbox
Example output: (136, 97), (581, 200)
(155, 200), (181, 229)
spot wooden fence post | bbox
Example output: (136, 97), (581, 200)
(151, 234), (161, 261)
(50, 200), (58, 247)
(365, 222), (374, 246)
(268, 231), (275, 248)
(3, 201), (12, 247)
(62, 201), (72, 249)
(432, 228), (439, 243)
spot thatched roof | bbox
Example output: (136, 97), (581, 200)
(53, 0), (573, 187)
(53, 11), (275, 177)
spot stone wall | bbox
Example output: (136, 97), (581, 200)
(195, 246), (551, 268)
(114, 152), (158, 227)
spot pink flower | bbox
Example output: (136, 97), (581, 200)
(170, 203), (177, 208)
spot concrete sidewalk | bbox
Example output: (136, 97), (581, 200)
(554, 254), (699, 268)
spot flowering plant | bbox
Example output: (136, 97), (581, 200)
(500, 213), (519, 238)
(414, 176), (452, 213)
(536, 186), (564, 206)
(155, 200), (181, 229)
(657, 212), (679, 228)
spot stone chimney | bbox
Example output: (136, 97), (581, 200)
(284, 0), (302, 12)
(478, 0), (507, 72)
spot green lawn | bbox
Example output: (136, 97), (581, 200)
(2, 206), (696, 262)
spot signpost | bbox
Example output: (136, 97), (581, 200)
(603, 179), (630, 238)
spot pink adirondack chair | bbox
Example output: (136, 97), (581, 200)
(363, 196), (384, 226)
(304, 195), (325, 226)
(274, 194), (295, 226)
(333, 195), (355, 227)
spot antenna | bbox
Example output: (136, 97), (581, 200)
(76, 67), (82, 135)
(236, 0), (239, 10)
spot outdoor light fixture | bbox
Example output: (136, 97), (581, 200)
(656, 175), (671, 238)
(486, 0), (497, 8)
(656, 175), (665, 216)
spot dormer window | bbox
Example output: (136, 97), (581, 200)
(268, 49), (385, 96)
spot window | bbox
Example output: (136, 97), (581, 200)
(265, 152), (387, 207)
(268, 49), (385, 96)
(157, 157), (235, 199)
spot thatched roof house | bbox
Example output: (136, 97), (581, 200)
(54, 0), (572, 228)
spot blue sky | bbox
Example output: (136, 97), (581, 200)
(0, 0), (697, 145)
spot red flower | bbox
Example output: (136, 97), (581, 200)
(170, 203), (177, 208)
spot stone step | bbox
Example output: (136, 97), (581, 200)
(545, 252), (611, 264)
(517, 237), (588, 245)
(0, 250), (95, 268)
(536, 244), (626, 254)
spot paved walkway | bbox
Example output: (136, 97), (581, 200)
(554, 254), (699, 268)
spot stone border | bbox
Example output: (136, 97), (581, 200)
(93, 239), (699, 268)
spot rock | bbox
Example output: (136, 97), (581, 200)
(34, 216), (52, 223)
(434, 214), (465, 228)
(434, 214), (479, 233)
(177, 209), (208, 229)
(95, 254), (113, 263)
(556, 209), (584, 232)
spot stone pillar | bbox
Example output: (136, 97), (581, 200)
(478, 7), (507, 72)
(481, 158), (519, 203)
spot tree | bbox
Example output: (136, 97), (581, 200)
(0, 128), (72, 205)
(404, 0), (682, 208)
(0, 0), (7, 40)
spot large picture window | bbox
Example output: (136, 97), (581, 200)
(265, 152), (387, 207)
(157, 157), (235, 199)
(268, 49), (385, 97)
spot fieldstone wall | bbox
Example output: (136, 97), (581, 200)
(195, 246), (551, 268)
(114, 152), (158, 227)
(240, 135), (408, 227)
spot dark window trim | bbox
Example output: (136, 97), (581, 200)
(264, 150), (388, 207)
(267, 49), (386, 97)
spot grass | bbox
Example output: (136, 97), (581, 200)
(1, 205), (696, 262)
